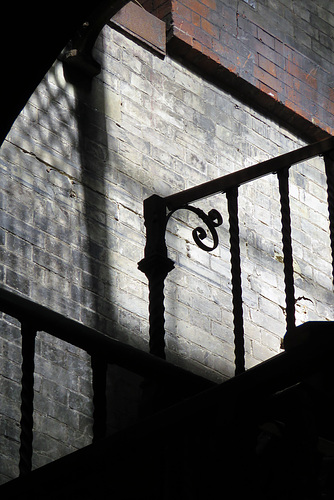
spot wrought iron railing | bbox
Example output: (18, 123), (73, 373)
(2, 134), (334, 490)
(138, 136), (334, 373)
(3, 319), (334, 498)
(0, 287), (213, 479)
(2, 135), (334, 485)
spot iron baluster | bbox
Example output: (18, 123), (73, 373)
(144, 257), (174, 359)
(19, 322), (37, 476)
(277, 168), (295, 334)
(226, 187), (245, 375)
(324, 151), (334, 285)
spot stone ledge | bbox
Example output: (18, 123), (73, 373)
(109, 1), (166, 56)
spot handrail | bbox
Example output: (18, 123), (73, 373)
(0, 285), (214, 477)
(3, 321), (334, 498)
(165, 136), (334, 209)
(0, 287), (212, 387)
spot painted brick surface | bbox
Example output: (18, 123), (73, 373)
(141, 0), (334, 139)
(0, 9), (333, 483)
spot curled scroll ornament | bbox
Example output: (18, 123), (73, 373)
(166, 205), (223, 252)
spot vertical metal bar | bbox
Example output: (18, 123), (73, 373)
(138, 195), (174, 359)
(324, 151), (334, 285)
(226, 187), (245, 375)
(277, 168), (295, 334)
(91, 355), (108, 442)
(19, 322), (36, 476)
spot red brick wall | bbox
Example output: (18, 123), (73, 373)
(140, 0), (334, 141)
(140, 0), (172, 21)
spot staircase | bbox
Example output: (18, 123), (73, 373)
(1, 287), (334, 499)
(2, 137), (334, 498)
(0, 286), (216, 498)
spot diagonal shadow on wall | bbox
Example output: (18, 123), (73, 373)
(65, 32), (145, 436)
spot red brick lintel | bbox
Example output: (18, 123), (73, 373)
(110, 1), (167, 56)
(113, 0), (333, 141)
(167, 29), (332, 142)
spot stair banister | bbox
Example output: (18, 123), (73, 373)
(139, 136), (334, 369)
(165, 136), (334, 209)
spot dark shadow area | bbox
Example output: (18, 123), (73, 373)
(3, 322), (334, 498)
(0, 2), (98, 146)
(71, 66), (112, 333)
(63, 38), (152, 436)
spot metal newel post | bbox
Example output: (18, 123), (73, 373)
(138, 195), (174, 359)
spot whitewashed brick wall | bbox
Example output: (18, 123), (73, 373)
(1, 25), (333, 482)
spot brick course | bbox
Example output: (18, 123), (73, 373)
(1, 2), (334, 484)
(141, 0), (334, 139)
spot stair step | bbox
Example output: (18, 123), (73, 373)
(3, 322), (334, 498)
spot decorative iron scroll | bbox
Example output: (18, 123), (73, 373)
(166, 206), (223, 252)
(138, 195), (223, 360)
